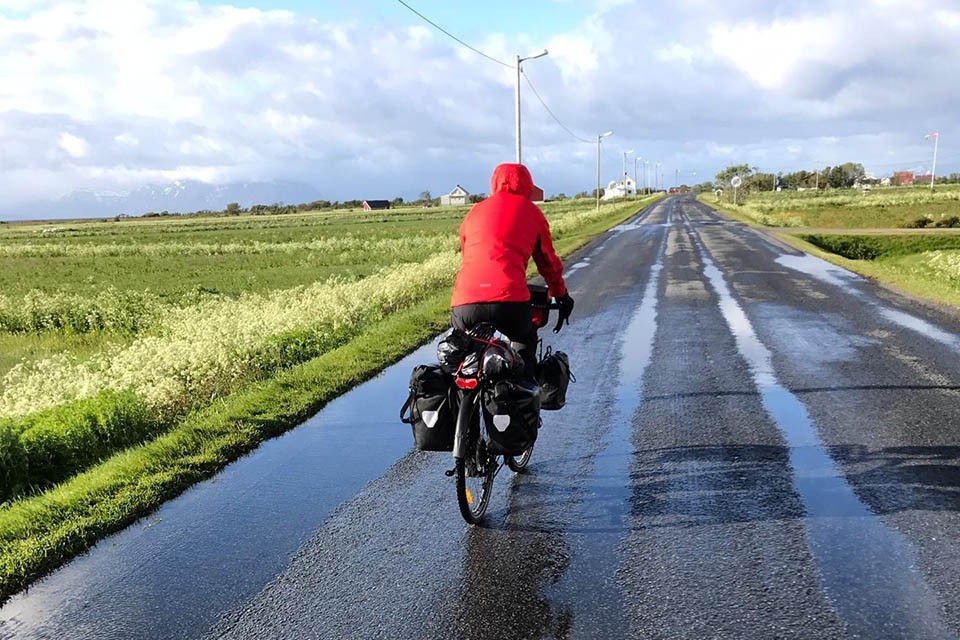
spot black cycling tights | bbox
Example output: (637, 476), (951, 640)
(451, 301), (537, 378)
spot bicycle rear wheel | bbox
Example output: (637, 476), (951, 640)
(455, 442), (497, 524)
(505, 443), (534, 472)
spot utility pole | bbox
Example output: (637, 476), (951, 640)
(596, 131), (613, 210)
(928, 131), (940, 192)
(634, 156), (641, 198)
(622, 150), (633, 196)
(514, 49), (548, 164)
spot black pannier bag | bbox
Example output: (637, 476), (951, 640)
(480, 339), (522, 381)
(437, 327), (473, 375)
(400, 364), (457, 451)
(482, 378), (540, 455)
(537, 346), (574, 410)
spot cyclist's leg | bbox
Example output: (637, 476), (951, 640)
(451, 304), (481, 333)
(490, 302), (538, 380)
(452, 302), (536, 377)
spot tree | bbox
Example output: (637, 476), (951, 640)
(225, 202), (241, 215)
(418, 191), (432, 203)
(391, 197), (405, 207)
(715, 164), (753, 186)
(468, 194), (485, 204)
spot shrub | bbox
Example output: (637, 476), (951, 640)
(803, 235), (884, 260)
(934, 216), (960, 228)
(1, 390), (161, 501)
(0, 422), (27, 501)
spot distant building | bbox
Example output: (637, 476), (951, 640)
(440, 185), (469, 207)
(362, 200), (391, 211)
(602, 175), (637, 199)
(892, 171), (914, 186)
(530, 184), (545, 202)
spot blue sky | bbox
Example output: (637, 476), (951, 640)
(222, 0), (592, 39)
(0, 0), (958, 216)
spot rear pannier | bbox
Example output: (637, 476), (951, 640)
(400, 364), (457, 451)
(537, 347), (574, 410)
(436, 327), (473, 375)
(482, 378), (540, 455)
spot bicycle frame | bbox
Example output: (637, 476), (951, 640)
(452, 388), (479, 460)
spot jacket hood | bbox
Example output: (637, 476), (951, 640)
(489, 163), (534, 198)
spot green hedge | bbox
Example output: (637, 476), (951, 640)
(0, 390), (161, 502)
(801, 234), (960, 261)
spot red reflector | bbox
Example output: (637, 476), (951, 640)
(455, 377), (479, 389)
(531, 308), (546, 327)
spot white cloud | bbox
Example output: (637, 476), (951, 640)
(114, 133), (140, 147)
(709, 18), (836, 90)
(58, 132), (89, 158)
(0, 0), (959, 214)
(656, 43), (698, 64)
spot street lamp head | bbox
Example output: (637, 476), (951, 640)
(599, 131), (613, 140)
(521, 49), (549, 62)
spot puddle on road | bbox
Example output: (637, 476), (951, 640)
(567, 257), (591, 274)
(0, 342), (437, 640)
(880, 308), (960, 350)
(776, 254), (860, 289)
(777, 254), (960, 352)
(701, 238), (953, 639)
(548, 224), (667, 638)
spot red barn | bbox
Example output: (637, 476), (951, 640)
(893, 171), (914, 186)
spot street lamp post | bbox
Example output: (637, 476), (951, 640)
(634, 156), (642, 197)
(656, 163), (661, 190)
(515, 49), (548, 164)
(622, 150), (634, 196)
(596, 131), (613, 210)
(643, 160), (649, 193)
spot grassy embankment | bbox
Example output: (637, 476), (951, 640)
(697, 185), (960, 309)
(0, 193), (663, 602)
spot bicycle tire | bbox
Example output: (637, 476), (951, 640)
(505, 443), (534, 472)
(455, 454), (496, 524)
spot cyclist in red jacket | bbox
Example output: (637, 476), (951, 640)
(451, 163), (574, 377)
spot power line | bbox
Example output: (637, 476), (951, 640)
(521, 69), (593, 144)
(397, 1), (604, 155)
(396, 0), (511, 68)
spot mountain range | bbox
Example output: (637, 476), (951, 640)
(0, 180), (326, 222)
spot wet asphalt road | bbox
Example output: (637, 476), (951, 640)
(3, 195), (960, 639)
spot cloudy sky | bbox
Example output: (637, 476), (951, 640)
(1, 0), (957, 209)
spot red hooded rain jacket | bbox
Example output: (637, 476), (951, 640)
(451, 163), (567, 307)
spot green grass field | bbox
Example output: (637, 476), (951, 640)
(701, 184), (960, 228)
(698, 187), (960, 310)
(0, 194), (664, 602)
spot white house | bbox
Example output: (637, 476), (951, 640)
(440, 185), (469, 206)
(602, 175), (637, 199)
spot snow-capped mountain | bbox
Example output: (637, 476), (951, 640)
(1, 180), (326, 221)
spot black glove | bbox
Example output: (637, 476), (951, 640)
(553, 293), (574, 333)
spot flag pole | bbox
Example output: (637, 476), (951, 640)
(931, 133), (939, 192)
